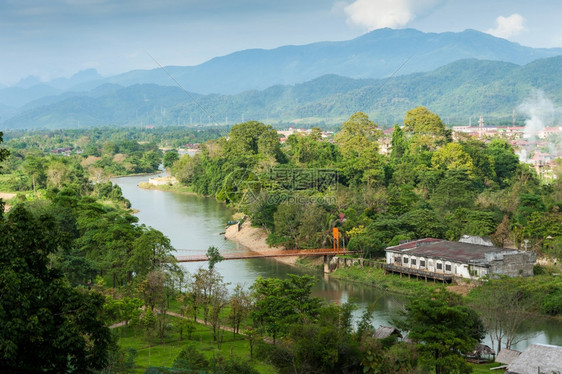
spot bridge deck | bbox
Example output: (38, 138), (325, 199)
(175, 249), (357, 263)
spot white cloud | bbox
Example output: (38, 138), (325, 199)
(486, 14), (526, 39)
(343, 0), (441, 31)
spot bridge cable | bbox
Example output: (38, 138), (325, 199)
(145, 50), (222, 127)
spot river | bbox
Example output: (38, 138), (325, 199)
(114, 174), (562, 352)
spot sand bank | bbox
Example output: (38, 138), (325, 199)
(224, 220), (299, 266)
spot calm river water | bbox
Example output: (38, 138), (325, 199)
(114, 174), (562, 351)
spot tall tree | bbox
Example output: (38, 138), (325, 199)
(403, 106), (451, 152)
(397, 289), (484, 374)
(390, 125), (408, 160)
(470, 279), (535, 354)
(335, 112), (384, 186)
(0, 205), (111, 372)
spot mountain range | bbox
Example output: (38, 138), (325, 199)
(2, 28), (562, 130)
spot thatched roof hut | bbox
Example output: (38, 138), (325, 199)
(468, 343), (495, 359)
(496, 349), (521, 365)
(506, 344), (562, 374)
(374, 326), (402, 340)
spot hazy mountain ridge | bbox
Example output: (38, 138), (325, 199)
(4, 27), (562, 110)
(4, 56), (562, 129)
(99, 28), (562, 95)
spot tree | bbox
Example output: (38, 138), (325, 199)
(21, 153), (46, 193)
(470, 279), (536, 354)
(491, 215), (511, 247)
(403, 106), (451, 152)
(229, 284), (250, 338)
(430, 169), (476, 212)
(272, 201), (303, 248)
(206, 245), (224, 270)
(259, 302), (362, 373)
(173, 345), (209, 371)
(400, 209), (447, 239)
(172, 153), (200, 184)
(226, 121), (281, 159)
(208, 280), (229, 342)
(486, 139), (519, 187)
(129, 226), (177, 278)
(397, 289), (484, 374)
(191, 268), (226, 326)
(0, 205), (111, 372)
(335, 112), (384, 185)
(163, 149), (179, 169)
(0, 131), (9, 170)
(250, 275), (322, 344)
(390, 125), (408, 160)
(431, 142), (475, 175)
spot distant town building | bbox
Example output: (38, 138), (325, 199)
(452, 123), (562, 180)
(384, 238), (536, 281)
(51, 147), (73, 156)
(276, 127), (334, 143)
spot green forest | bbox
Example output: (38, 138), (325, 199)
(172, 107), (562, 259)
(1, 106), (562, 373)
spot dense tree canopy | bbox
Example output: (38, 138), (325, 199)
(0, 205), (111, 372)
(397, 289), (485, 374)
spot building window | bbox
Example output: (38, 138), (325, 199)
(445, 264), (451, 272)
(411, 259), (417, 265)
(420, 260), (426, 267)
(436, 263), (442, 270)
(403, 257), (408, 264)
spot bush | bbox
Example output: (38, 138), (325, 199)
(541, 291), (562, 315)
(211, 355), (260, 374)
(172, 344), (209, 371)
(533, 264), (547, 275)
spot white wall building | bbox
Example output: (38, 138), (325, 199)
(384, 238), (536, 281)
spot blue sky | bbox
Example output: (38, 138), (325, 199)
(1, 0), (560, 85)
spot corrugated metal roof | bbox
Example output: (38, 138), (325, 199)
(386, 239), (511, 263)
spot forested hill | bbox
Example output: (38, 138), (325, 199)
(90, 28), (562, 95)
(3, 56), (562, 130)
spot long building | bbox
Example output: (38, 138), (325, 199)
(384, 238), (536, 281)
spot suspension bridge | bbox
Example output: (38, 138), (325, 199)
(175, 248), (357, 263)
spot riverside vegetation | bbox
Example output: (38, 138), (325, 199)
(0, 105), (561, 372)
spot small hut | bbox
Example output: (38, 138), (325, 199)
(374, 326), (402, 340)
(466, 343), (495, 362)
(506, 344), (562, 374)
(496, 349), (521, 365)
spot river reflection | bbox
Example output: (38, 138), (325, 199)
(114, 174), (562, 351)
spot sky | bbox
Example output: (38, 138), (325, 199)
(1, 0), (561, 86)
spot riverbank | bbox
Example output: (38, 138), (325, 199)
(224, 220), (299, 266)
(138, 181), (198, 195)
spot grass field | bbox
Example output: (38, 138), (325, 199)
(330, 265), (443, 296)
(469, 362), (505, 373)
(116, 315), (276, 373)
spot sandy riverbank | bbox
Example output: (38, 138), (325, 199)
(138, 181), (198, 195)
(224, 220), (299, 266)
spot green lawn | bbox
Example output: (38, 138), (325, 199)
(116, 315), (276, 373)
(330, 265), (443, 296)
(469, 362), (505, 373)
